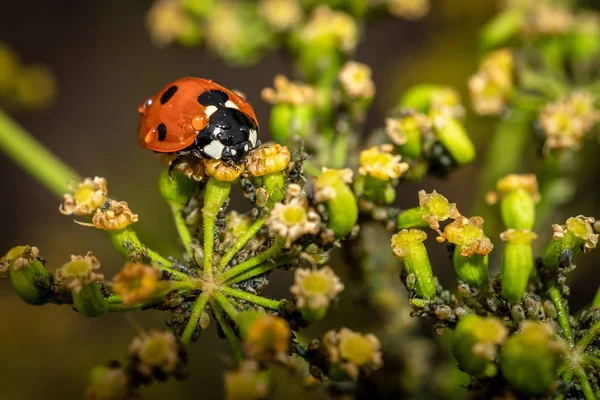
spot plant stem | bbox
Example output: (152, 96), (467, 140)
(220, 286), (281, 310)
(224, 258), (290, 285)
(107, 299), (157, 312)
(212, 290), (239, 321)
(548, 286), (573, 344)
(575, 321), (600, 352)
(202, 177), (231, 277)
(180, 292), (209, 347)
(0, 108), (81, 197)
(106, 227), (189, 281)
(574, 367), (597, 400)
(210, 298), (244, 363)
(583, 356), (600, 368)
(217, 243), (282, 283)
(171, 204), (195, 263)
(217, 216), (266, 272)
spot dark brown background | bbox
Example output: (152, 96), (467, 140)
(1, 1), (598, 398)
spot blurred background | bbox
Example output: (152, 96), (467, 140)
(1, 1), (599, 398)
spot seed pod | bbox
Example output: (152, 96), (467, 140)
(542, 216), (598, 269)
(433, 117), (475, 166)
(500, 229), (537, 304)
(451, 315), (507, 376)
(391, 229), (435, 300)
(1, 246), (52, 305)
(453, 251), (489, 288)
(315, 169), (358, 237)
(493, 174), (539, 230)
(500, 322), (566, 396)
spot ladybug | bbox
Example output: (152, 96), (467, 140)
(138, 77), (259, 164)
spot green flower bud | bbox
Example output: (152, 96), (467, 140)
(56, 252), (107, 317)
(493, 174), (540, 230)
(500, 229), (537, 304)
(432, 117), (475, 166)
(451, 315), (508, 376)
(1, 246), (52, 305)
(542, 216), (598, 269)
(391, 229), (435, 300)
(399, 84), (445, 113)
(453, 251), (489, 288)
(500, 322), (566, 396)
(315, 168), (358, 237)
(479, 9), (523, 51)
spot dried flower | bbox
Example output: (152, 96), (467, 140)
(552, 215), (598, 252)
(129, 330), (179, 377)
(266, 196), (321, 247)
(359, 144), (409, 181)
(246, 144), (291, 177)
(243, 315), (291, 360)
(261, 75), (316, 105)
(159, 154), (206, 181)
(339, 61), (375, 99)
(290, 266), (344, 313)
(60, 177), (107, 216)
(91, 200), (139, 230)
(418, 190), (461, 236)
(258, 0), (303, 31)
(1, 245), (39, 272)
(387, 0), (430, 20)
(443, 216), (494, 256)
(322, 328), (383, 380)
(113, 263), (160, 306)
(56, 252), (103, 292)
(205, 159), (245, 181)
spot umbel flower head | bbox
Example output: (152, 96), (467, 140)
(321, 328), (383, 380)
(112, 263), (160, 306)
(56, 252), (103, 292)
(290, 266), (344, 319)
(60, 176), (107, 216)
(246, 143), (291, 177)
(359, 144), (409, 181)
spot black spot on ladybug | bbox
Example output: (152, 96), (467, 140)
(198, 90), (229, 107)
(160, 85), (178, 105)
(157, 123), (167, 141)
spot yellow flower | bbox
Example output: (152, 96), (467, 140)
(418, 190), (461, 236)
(224, 361), (269, 400)
(146, 0), (192, 47)
(246, 144), (291, 177)
(128, 330), (179, 377)
(56, 252), (103, 292)
(244, 315), (291, 360)
(290, 266), (344, 311)
(469, 49), (513, 116)
(266, 196), (321, 247)
(204, 159), (245, 181)
(261, 75), (316, 105)
(91, 200), (138, 230)
(321, 328), (383, 380)
(298, 6), (358, 53)
(314, 168), (353, 203)
(387, 0), (430, 20)
(552, 215), (598, 252)
(60, 176), (107, 216)
(443, 216), (494, 256)
(339, 61), (375, 99)
(385, 110), (430, 146)
(358, 144), (409, 181)
(258, 0), (303, 31)
(112, 263), (160, 306)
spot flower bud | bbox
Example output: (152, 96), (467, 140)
(56, 252), (107, 317)
(1, 245), (52, 305)
(492, 174), (539, 230)
(391, 229), (435, 299)
(451, 315), (508, 376)
(205, 159), (244, 181)
(91, 200), (138, 231)
(500, 322), (566, 396)
(500, 229), (537, 303)
(314, 168), (358, 237)
(542, 215), (598, 269)
(290, 266), (344, 322)
(113, 263), (162, 306)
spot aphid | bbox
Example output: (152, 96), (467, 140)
(138, 77), (260, 167)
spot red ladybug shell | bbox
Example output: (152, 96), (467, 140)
(138, 77), (258, 153)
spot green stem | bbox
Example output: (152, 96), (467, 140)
(217, 216), (266, 272)
(0, 108), (81, 197)
(583, 356), (600, 368)
(107, 299), (158, 312)
(574, 367), (597, 400)
(575, 321), (600, 352)
(549, 286), (573, 344)
(172, 204), (195, 263)
(180, 292), (209, 347)
(217, 243), (282, 283)
(210, 298), (244, 363)
(212, 290), (239, 321)
(224, 258), (290, 285)
(220, 286), (281, 310)
(202, 177), (231, 276)
(106, 227), (189, 281)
